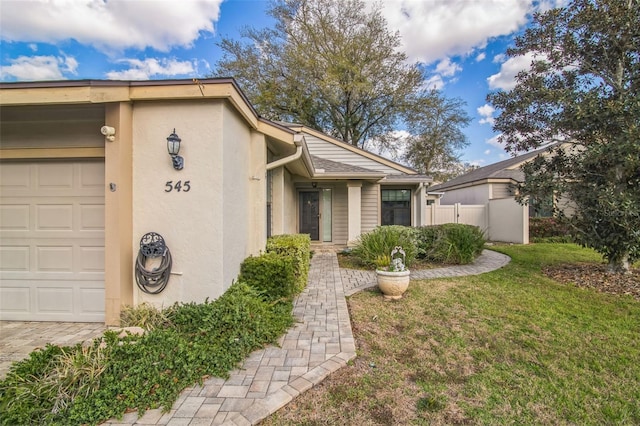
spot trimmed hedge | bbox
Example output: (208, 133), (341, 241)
(266, 234), (311, 294)
(530, 217), (574, 243)
(239, 252), (296, 301)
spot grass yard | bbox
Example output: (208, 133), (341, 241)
(264, 244), (640, 425)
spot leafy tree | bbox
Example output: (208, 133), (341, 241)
(488, 0), (640, 273)
(214, 0), (469, 173)
(401, 90), (470, 181)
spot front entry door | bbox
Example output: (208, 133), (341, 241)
(299, 191), (320, 241)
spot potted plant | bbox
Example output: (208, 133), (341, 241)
(375, 246), (410, 300)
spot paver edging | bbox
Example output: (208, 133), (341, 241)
(233, 350), (357, 425)
(342, 249), (511, 296)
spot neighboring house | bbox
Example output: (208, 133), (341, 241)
(427, 146), (554, 217)
(0, 78), (430, 325)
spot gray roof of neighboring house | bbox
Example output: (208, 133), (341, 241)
(429, 147), (550, 191)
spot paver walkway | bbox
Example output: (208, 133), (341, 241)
(0, 248), (510, 425)
(342, 249), (511, 296)
(102, 250), (357, 425)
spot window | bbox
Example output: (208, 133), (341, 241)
(381, 188), (411, 226)
(529, 193), (554, 218)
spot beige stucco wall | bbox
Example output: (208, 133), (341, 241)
(132, 100), (264, 308)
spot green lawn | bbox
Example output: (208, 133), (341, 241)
(264, 244), (640, 425)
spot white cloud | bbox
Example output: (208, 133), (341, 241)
(487, 52), (537, 90)
(486, 133), (506, 149)
(484, 149), (491, 155)
(423, 74), (445, 90)
(493, 53), (507, 63)
(105, 58), (196, 80)
(476, 52), (486, 62)
(381, 0), (532, 64)
(477, 104), (495, 125)
(434, 58), (461, 77)
(1, 0), (223, 53)
(0, 55), (77, 80)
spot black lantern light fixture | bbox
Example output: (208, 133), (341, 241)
(166, 129), (184, 170)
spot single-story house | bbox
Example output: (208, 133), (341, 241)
(427, 146), (554, 216)
(0, 78), (430, 325)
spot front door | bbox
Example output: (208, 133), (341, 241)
(299, 191), (320, 240)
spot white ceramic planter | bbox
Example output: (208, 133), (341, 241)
(376, 269), (410, 300)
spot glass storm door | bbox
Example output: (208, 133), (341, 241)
(299, 191), (320, 241)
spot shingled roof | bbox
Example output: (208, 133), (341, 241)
(310, 155), (381, 175)
(429, 146), (553, 191)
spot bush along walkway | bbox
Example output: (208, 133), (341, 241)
(101, 250), (356, 426)
(342, 249), (511, 296)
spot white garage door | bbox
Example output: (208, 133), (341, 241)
(0, 160), (105, 322)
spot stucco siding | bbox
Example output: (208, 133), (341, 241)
(361, 182), (379, 233)
(132, 100), (226, 308)
(222, 104), (259, 291)
(305, 135), (401, 175)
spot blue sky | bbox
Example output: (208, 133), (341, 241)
(0, 0), (562, 167)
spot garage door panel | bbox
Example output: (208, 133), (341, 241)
(0, 286), (30, 313)
(78, 246), (105, 272)
(0, 246), (30, 271)
(36, 204), (74, 230)
(0, 159), (105, 322)
(80, 288), (105, 314)
(38, 287), (73, 313)
(37, 163), (74, 189)
(0, 279), (104, 321)
(0, 163), (30, 190)
(36, 245), (74, 272)
(0, 204), (30, 230)
(79, 162), (105, 189)
(80, 204), (105, 230)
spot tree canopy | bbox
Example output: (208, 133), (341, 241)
(488, 0), (640, 273)
(214, 0), (469, 175)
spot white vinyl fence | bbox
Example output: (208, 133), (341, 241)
(425, 199), (529, 244)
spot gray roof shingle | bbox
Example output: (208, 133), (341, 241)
(429, 146), (553, 191)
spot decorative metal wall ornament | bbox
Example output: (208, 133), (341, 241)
(166, 129), (184, 170)
(135, 232), (173, 294)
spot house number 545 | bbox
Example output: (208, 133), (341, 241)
(165, 180), (191, 192)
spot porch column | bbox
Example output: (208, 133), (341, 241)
(415, 184), (426, 226)
(347, 181), (362, 246)
(271, 167), (285, 235)
(104, 102), (133, 326)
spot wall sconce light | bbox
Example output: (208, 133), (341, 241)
(166, 129), (184, 170)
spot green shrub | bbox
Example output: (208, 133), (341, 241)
(0, 282), (294, 426)
(414, 225), (441, 260)
(352, 226), (417, 267)
(266, 234), (311, 293)
(415, 224), (485, 264)
(530, 217), (572, 240)
(240, 252), (296, 301)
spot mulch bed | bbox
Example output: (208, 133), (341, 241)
(543, 263), (640, 301)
